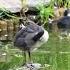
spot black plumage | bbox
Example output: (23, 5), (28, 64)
(57, 9), (70, 36)
(57, 16), (70, 30)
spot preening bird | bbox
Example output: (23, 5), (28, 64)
(14, 19), (49, 66)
